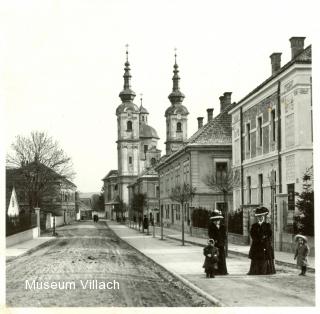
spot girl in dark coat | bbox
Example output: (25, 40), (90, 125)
(248, 207), (276, 275)
(203, 239), (219, 278)
(208, 210), (228, 275)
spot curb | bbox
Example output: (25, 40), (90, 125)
(166, 235), (315, 273)
(107, 222), (225, 307)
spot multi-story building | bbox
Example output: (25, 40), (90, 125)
(156, 85), (236, 230)
(229, 37), (312, 250)
(102, 49), (161, 219)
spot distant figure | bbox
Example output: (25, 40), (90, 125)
(208, 210), (228, 275)
(203, 239), (219, 278)
(248, 207), (276, 275)
(294, 234), (310, 276)
(143, 215), (149, 232)
(93, 215), (99, 223)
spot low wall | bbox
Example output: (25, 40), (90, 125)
(276, 232), (315, 256)
(6, 227), (39, 247)
(50, 216), (64, 228)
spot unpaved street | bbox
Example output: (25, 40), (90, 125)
(6, 221), (212, 307)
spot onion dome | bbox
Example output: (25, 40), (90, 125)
(139, 124), (159, 139)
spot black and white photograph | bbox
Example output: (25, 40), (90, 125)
(1, 0), (318, 311)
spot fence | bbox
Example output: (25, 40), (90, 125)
(6, 213), (37, 237)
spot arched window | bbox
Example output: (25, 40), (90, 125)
(177, 122), (182, 132)
(114, 184), (118, 191)
(127, 121), (132, 131)
(151, 158), (156, 166)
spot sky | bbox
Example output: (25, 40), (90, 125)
(1, 0), (319, 193)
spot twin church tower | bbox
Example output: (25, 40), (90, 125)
(115, 48), (189, 204)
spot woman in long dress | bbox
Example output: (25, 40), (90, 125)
(208, 210), (228, 275)
(248, 206), (276, 275)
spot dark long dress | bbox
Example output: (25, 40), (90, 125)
(208, 222), (228, 275)
(248, 222), (276, 275)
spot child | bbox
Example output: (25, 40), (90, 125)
(203, 239), (219, 278)
(294, 234), (310, 276)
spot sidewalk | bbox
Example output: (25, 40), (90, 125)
(6, 236), (55, 258)
(108, 220), (315, 306)
(137, 223), (315, 270)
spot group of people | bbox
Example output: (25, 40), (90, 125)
(203, 206), (310, 278)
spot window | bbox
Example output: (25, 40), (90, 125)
(144, 145), (148, 153)
(127, 121), (132, 131)
(114, 184), (118, 191)
(271, 110), (276, 142)
(246, 123), (251, 152)
(175, 204), (180, 220)
(151, 158), (156, 166)
(257, 117), (262, 146)
(247, 176), (251, 204)
(258, 174), (263, 204)
(129, 156), (132, 165)
(177, 122), (182, 132)
(216, 162), (228, 184)
(142, 116), (144, 122)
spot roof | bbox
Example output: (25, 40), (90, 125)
(230, 45), (311, 111)
(139, 105), (149, 114)
(116, 101), (140, 115)
(156, 103), (236, 169)
(165, 103), (189, 116)
(139, 123), (159, 139)
(102, 170), (118, 180)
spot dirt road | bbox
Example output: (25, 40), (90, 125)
(6, 221), (213, 307)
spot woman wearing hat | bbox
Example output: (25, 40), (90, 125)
(248, 206), (276, 275)
(208, 210), (228, 275)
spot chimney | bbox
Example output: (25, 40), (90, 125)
(270, 53), (282, 75)
(289, 37), (305, 59)
(219, 95), (225, 112)
(223, 92), (232, 106)
(197, 117), (204, 129)
(207, 108), (213, 122)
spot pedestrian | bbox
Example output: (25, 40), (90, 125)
(208, 210), (228, 275)
(294, 234), (310, 276)
(248, 206), (276, 275)
(143, 215), (149, 232)
(203, 239), (219, 278)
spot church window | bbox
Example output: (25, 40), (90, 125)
(114, 184), (118, 191)
(129, 156), (132, 164)
(177, 122), (182, 132)
(127, 121), (132, 131)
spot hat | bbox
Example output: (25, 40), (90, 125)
(294, 234), (308, 242)
(210, 210), (224, 220)
(254, 206), (269, 217)
(208, 239), (214, 244)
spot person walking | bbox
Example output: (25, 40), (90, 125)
(143, 215), (149, 233)
(294, 234), (310, 276)
(248, 206), (276, 275)
(203, 239), (219, 278)
(208, 210), (228, 275)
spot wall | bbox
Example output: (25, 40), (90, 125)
(6, 227), (39, 247)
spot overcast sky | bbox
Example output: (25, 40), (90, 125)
(2, 0), (318, 193)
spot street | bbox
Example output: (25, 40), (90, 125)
(6, 220), (212, 307)
(6, 220), (315, 307)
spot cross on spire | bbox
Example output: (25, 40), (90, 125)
(140, 93), (143, 106)
(125, 44), (129, 62)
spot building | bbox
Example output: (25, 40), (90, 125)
(156, 60), (236, 230)
(103, 49), (161, 219)
(6, 163), (77, 230)
(229, 37), (312, 251)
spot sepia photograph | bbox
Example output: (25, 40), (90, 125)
(1, 0), (318, 311)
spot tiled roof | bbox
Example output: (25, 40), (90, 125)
(102, 170), (118, 180)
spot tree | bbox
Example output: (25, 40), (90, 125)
(294, 167), (314, 236)
(92, 193), (105, 211)
(204, 168), (240, 255)
(6, 131), (75, 235)
(131, 193), (147, 231)
(170, 183), (196, 245)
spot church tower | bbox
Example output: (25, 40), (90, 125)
(116, 47), (140, 205)
(165, 51), (189, 155)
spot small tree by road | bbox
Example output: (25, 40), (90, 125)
(204, 168), (239, 255)
(132, 193), (147, 231)
(170, 183), (196, 246)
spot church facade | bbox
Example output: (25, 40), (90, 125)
(103, 50), (161, 219)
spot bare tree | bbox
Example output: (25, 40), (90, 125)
(6, 131), (75, 234)
(170, 183), (196, 246)
(204, 168), (240, 255)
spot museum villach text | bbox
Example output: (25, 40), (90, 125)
(25, 279), (120, 290)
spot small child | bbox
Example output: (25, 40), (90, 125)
(203, 239), (219, 278)
(294, 234), (310, 276)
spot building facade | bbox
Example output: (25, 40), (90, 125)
(229, 37), (312, 250)
(156, 90), (236, 230)
(103, 50), (161, 219)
